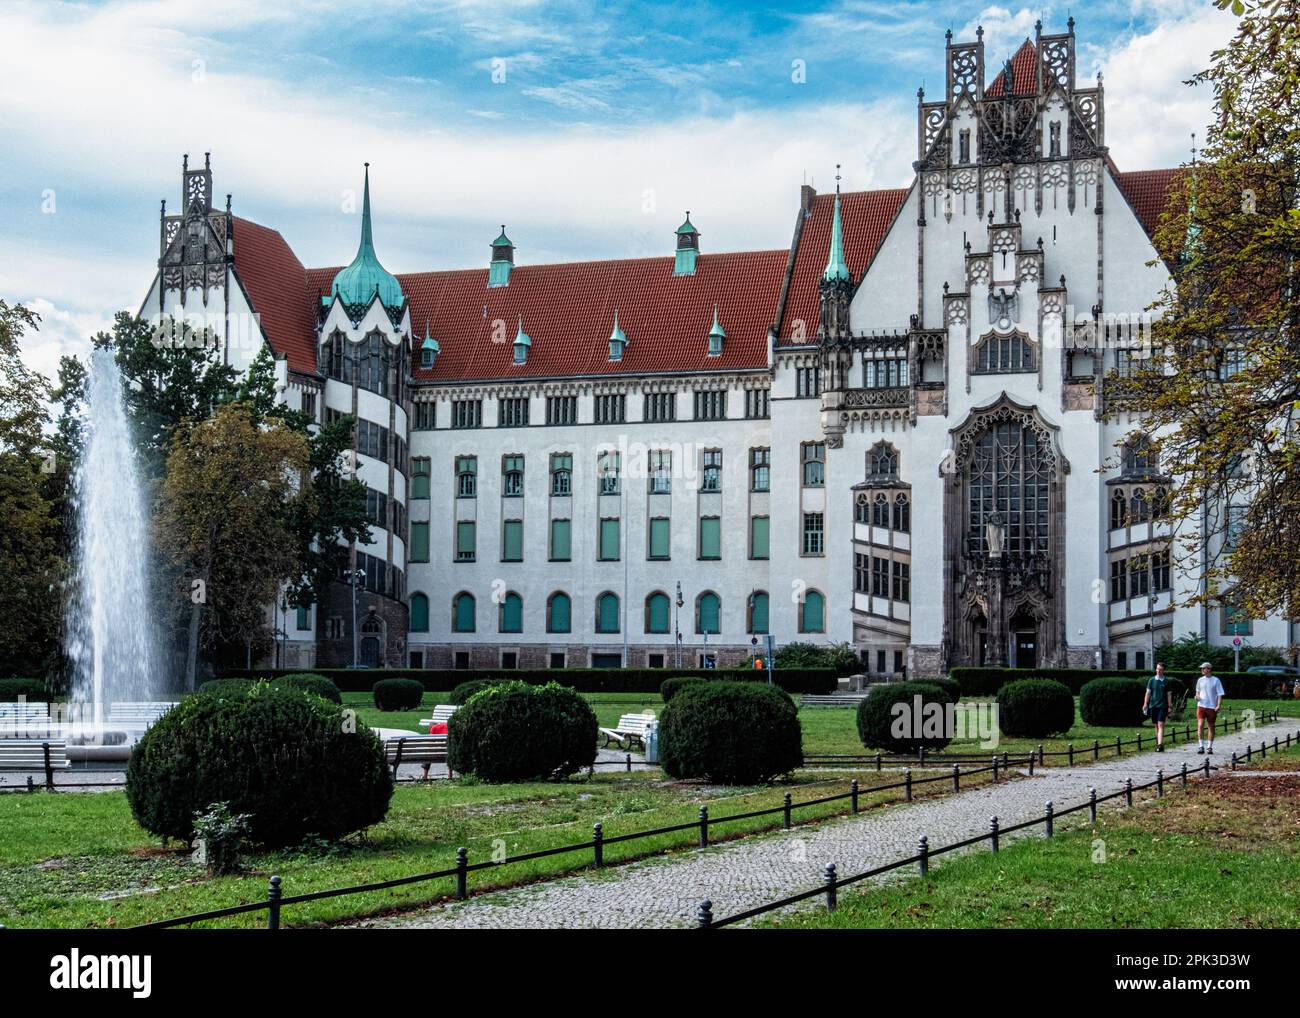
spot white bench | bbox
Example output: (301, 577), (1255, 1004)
(106, 701), (176, 727)
(600, 713), (656, 751)
(0, 701), (50, 721)
(384, 735), (449, 780)
(416, 704), (459, 729)
(0, 740), (70, 788)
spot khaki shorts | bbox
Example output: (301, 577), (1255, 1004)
(1197, 706), (1218, 723)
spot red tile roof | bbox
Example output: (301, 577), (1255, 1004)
(1114, 167), (1186, 239)
(986, 40), (1037, 97)
(231, 217), (318, 374)
(776, 187), (909, 345)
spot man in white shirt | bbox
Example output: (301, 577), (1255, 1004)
(1195, 662), (1226, 754)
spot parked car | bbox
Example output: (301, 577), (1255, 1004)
(1246, 665), (1300, 698)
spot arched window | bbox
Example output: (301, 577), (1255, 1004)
(1152, 486), (1168, 520)
(974, 332), (1034, 373)
(499, 591), (523, 633)
(1110, 488), (1128, 530)
(452, 591), (476, 633)
(800, 590), (826, 633)
(966, 421), (1050, 554)
(892, 494), (910, 533)
(872, 492), (889, 528)
(546, 592), (571, 633)
(748, 591), (769, 634)
(867, 442), (899, 479)
(409, 592), (429, 633)
(1130, 488), (1150, 524)
(596, 592), (620, 634)
(645, 592), (670, 634)
(696, 591), (721, 634)
(1124, 435), (1158, 475)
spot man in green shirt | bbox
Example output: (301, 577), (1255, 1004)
(1143, 662), (1173, 752)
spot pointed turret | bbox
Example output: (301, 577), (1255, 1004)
(707, 304), (725, 356)
(489, 225), (514, 287)
(608, 309), (628, 361)
(420, 321), (440, 369)
(818, 166), (853, 341)
(330, 164), (404, 309)
(673, 212), (699, 276)
(822, 182), (851, 283)
(512, 315), (531, 364)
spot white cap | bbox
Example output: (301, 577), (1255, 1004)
(1199, 661), (1212, 669)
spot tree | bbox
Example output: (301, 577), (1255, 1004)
(155, 404), (311, 683)
(0, 302), (61, 677)
(1107, 0), (1300, 620)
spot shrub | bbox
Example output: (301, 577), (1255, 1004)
(197, 678), (254, 698)
(373, 678), (425, 711)
(0, 677), (49, 701)
(448, 678), (508, 705)
(447, 682), (597, 781)
(769, 641), (861, 674)
(192, 801), (251, 876)
(924, 676), (961, 704)
(1079, 677), (1148, 727)
(856, 681), (953, 753)
(126, 684), (391, 847)
(660, 676), (705, 703)
(660, 681), (802, 784)
(271, 673), (341, 704)
(996, 679), (1076, 738)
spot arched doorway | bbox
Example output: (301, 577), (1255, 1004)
(360, 616), (382, 668)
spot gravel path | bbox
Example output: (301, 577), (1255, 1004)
(358, 715), (1300, 929)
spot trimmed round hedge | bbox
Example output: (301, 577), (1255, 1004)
(447, 681), (597, 781)
(1079, 677), (1148, 727)
(373, 678), (425, 711)
(197, 678), (254, 698)
(126, 684), (391, 847)
(996, 678), (1075, 738)
(660, 676), (705, 704)
(856, 681), (953, 753)
(924, 676), (961, 704)
(272, 673), (341, 704)
(0, 677), (49, 701)
(448, 678), (507, 705)
(660, 681), (802, 784)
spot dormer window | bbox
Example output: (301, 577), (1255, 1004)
(512, 316), (531, 365)
(608, 310), (627, 361)
(707, 304), (726, 357)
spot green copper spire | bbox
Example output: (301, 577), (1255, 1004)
(330, 163), (404, 309)
(674, 211), (699, 276)
(608, 309), (627, 360)
(420, 321), (440, 367)
(512, 315), (531, 364)
(1180, 136), (1203, 267)
(707, 303), (725, 356)
(489, 224), (514, 287)
(822, 167), (851, 284)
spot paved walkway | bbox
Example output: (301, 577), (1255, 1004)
(358, 716), (1299, 929)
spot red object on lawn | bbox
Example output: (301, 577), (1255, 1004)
(429, 722), (448, 735)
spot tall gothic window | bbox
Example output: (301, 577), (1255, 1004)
(966, 422), (1050, 554)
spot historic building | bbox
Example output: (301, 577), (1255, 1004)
(138, 20), (1294, 676)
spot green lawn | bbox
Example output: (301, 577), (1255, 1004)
(758, 765), (1300, 929)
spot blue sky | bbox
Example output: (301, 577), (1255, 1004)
(0, 0), (1235, 380)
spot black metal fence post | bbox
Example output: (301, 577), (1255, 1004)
(1203, 757), (1210, 777)
(1089, 787), (1097, 824)
(782, 792), (792, 830)
(1028, 753), (1034, 776)
(1045, 800), (1054, 838)
(1125, 778), (1133, 807)
(904, 768), (913, 801)
(1115, 736), (1122, 757)
(1231, 752), (1238, 771)
(876, 752), (882, 772)
(990, 816), (999, 853)
(850, 779), (859, 814)
(593, 823), (603, 868)
(918, 835), (929, 876)
(42, 742), (53, 791)
(1067, 744), (1074, 767)
(625, 753), (632, 772)
(266, 875), (282, 930)
(455, 847), (468, 900)
(1038, 745), (1045, 767)
(824, 863), (838, 912)
(952, 764), (960, 792)
(1156, 769), (1164, 798)
(992, 755), (999, 782)
(1137, 731), (1143, 752)
(919, 745), (926, 766)
(698, 805), (709, 848)
(1093, 740), (1099, 761)
(1246, 744), (1253, 763)
(697, 900), (713, 929)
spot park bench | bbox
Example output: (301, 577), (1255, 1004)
(0, 740), (70, 789)
(106, 701), (176, 727)
(0, 703), (54, 739)
(599, 713), (656, 751)
(384, 734), (449, 780)
(416, 704), (459, 729)
(0, 701), (50, 722)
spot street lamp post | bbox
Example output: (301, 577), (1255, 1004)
(278, 594), (290, 670)
(349, 567), (365, 668)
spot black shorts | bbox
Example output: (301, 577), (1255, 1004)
(1149, 707), (1168, 723)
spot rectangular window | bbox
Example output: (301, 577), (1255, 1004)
(296, 606), (310, 630)
(1116, 650), (1128, 671)
(327, 617), (345, 640)
(451, 399), (482, 429)
(699, 516), (721, 559)
(1225, 504), (1247, 551)
(550, 652), (566, 669)
(892, 561), (911, 603)
(750, 516), (770, 560)
(750, 447), (770, 492)
(598, 450), (621, 495)
(872, 556), (889, 597)
(550, 453), (572, 496)
(545, 395), (578, 425)
(647, 450), (672, 494)
(701, 449), (722, 492)
(502, 454), (525, 497)
(1109, 559), (1127, 602)
(693, 389), (727, 421)
(648, 517), (671, 560)
(412, 402), (435, 430)
(365, 488), (389, 531)
(599, 517), (621, 561)
(502, 519), (523, 562)
(594, 393), (626, 424)
(498, 396), (529, 428)
(854, 552), (869, 593)
(1152, 549), (1171, 592)
(1222, 603), (1252, 636)
(410, 521), (430, 562)
(455, 520), (476, 562)
(744, 388), (770, 419)
(456, 455), (477, 498)
(356, 419), (390, 463)
(796, 366), (821, 398)
(411, 457), (431, 499)
(803, 512), (824, 556)
(301, 392), (317, 421)
(802, 442), (825, 487)
(550, 518), (571, 561)
(644, 392), (676, 422)
(863, 356), (909, 388)
(1130, 553), (1150, 598)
